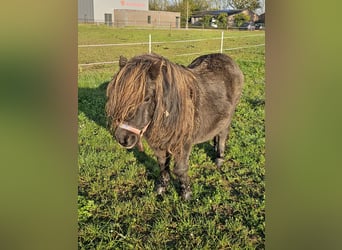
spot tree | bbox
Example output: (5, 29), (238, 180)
(149, 0), (170, 10)
(229, 0), (261, 11)
(217, 13), (228, 29)
(202, 15), (212, 28)
(191, 0), (210, 11)
(164, 0), (210, 28)
(234, 13), (250, 27)
(150, 0), (263, 12)
(207, 0), (230, 9)
(149, 0), (159, 10)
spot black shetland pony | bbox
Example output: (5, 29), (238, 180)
(106, 53), (243, 200)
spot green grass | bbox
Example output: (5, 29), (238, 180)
(78, 24), (265, 249)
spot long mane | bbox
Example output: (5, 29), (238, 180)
(106, 54), (198, 155)
(106, 55), (152, 127)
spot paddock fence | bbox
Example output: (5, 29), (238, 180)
(78, 31), (265, 68)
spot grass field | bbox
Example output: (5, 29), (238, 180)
(78, 24), (265, 249)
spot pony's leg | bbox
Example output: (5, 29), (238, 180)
(215, 127), (230, 168)
(155, 150), (171, 195)
(173, 144), (192, 200)
(213, 135), (218, 152)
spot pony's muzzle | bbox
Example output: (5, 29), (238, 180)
(114, 129), (138, 149)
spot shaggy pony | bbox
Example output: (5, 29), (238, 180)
(106, 53), (243, 200)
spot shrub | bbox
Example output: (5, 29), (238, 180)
(217, 13), (228, 29)
(234, 13), (250, 27)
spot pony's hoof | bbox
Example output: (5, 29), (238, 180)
(215, 158), (224, 168)
(181, 188), (192, 201)
(156, 185), (167, 195)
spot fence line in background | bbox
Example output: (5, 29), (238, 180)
(78, 32), (265, 67)
(175, 43), (265, 57)
(79, 43), (265, 67)
(224, 43), (265, 51)
(78, 34), (264, 48)
(78, 61), (119, 66)
(78, 20), (265, 31)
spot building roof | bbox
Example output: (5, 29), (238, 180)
(191, 9), (244, 18)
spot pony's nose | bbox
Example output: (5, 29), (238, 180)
(115, 131), (138, 149)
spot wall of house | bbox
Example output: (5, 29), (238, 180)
(78, 0), (94, 22)
(78, 0), (179, 27)
(114, 9), (181, 28)
(92, 0), (148, 23)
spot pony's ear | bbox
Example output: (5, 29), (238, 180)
(149, 60), (162, 80)
(119, 56), (128, 68)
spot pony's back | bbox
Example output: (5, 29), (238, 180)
(188, 53), (243, 86)
(187, 53), (244, 144)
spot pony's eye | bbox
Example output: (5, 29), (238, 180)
(144, 96), (151, 103)
(127, 111), (135, 119)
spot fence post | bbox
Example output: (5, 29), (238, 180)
(149, 34), (152, 53)
(220, 31), (224, 53)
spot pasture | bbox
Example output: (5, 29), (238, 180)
(78, 24), (265, 249)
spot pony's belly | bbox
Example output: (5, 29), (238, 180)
(193, 133), (218, 145)
(193, 118), (230, 144)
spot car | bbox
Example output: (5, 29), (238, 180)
(210, 18), (218, 28)
(255, 23), (265, 30)
(210, 22), (218, 28)
(239, 22), (255, 31)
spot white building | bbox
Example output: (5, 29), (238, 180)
(78, 0), (148, 24)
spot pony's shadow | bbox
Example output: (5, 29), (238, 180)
(78, 81), (110, 128)
(195, 142), (217, 163)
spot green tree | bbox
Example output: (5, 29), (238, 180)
(203, 15), (212, 28)
(149, 0), (159, 10)
(165, 0), (209, 28)
(217, 13), (228, 29)
(229, 0), (261, 11)
(149, 0), (169, 10)
(234, 13), (250, 27)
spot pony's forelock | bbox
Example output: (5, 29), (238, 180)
(106, 53), (197, 155)
(105, 58), (150, 127)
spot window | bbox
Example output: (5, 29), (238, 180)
(104, 13), (112, 26)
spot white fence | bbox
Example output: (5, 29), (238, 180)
(78, 33), (265, 67)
